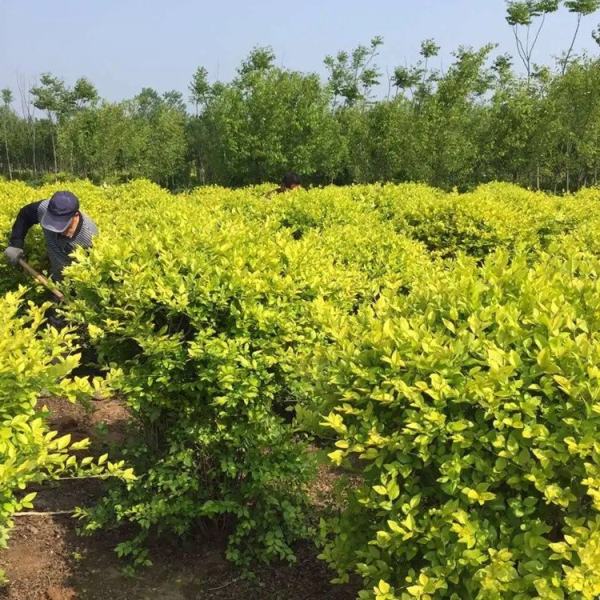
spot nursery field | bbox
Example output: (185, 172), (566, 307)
(1, 180), (600, 599)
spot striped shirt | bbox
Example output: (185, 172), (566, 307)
(9, 199), (98, 280)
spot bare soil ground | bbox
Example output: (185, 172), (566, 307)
(0, 396), (358, 600)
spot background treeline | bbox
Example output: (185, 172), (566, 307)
(1, 1), (600, 191)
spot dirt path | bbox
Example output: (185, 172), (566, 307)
(0, 397), (357, 600)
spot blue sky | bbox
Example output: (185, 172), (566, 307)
(0, 0), (598, 103)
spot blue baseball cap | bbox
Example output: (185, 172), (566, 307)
(41, 191), (80, 233)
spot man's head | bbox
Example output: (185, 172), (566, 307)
(281, 172), (301, 190)
(41, 191), (80, 234)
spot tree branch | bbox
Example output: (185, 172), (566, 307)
(563, 14), (582, 75)
(13, 510), (75, 516)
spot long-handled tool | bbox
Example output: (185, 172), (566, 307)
(16, 258), (101, 375)
(18, 258), (65, 303)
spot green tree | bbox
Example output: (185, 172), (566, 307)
(544, 57), (600, 190)
(145, 104), (187, 187)
(391, 65), (422, 98)
(480, 80), (543, 187)
(391, 39), (440, 103)
(492, 53), (515, 85)
(71, 77), (99, 109)
(196, 49), (343, 185)
(30, 74), (67, 172)
(324, 36), (383, 107)
(505, 1), (560, 82)
(126, 89), (188, 186)
(162, 90), (186, 113)
(30, 74), (98, 173)
(238, 46), (276, 79)
(562, 0), (600, 73)
(420, 38), (440, 73)
(134, 87), (163, 119)
(349, 98), (422, 183)
(189, 66), (210, 116)
(59, 101), (131, 181)
(426, 45), (496, 189)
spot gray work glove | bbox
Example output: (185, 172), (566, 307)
(4, 246), (24, 266)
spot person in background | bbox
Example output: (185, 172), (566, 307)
(3, 190), (98, 281)
(265, 171), (303, 197)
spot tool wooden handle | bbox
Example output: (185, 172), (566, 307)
(18, 258), (65, 302)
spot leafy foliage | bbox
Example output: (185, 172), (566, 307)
(304, 243), (600, 598)
(2, 179), (600, 597)
(0, 289), (134, 583)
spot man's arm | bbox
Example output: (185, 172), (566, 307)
(264, 187), (284, 199)
(8, 201), (43, 248)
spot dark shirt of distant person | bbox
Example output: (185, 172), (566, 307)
(265, 172), (303, 197)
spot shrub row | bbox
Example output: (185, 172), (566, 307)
(1, 180), (599, 597)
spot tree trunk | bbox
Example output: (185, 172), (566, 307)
(562, 14), (582, 76)
(32, 119), (37, 175)
(51, 131), (58, 173)
(2, 116), (12, 180)
(48, 112), (58, 173)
